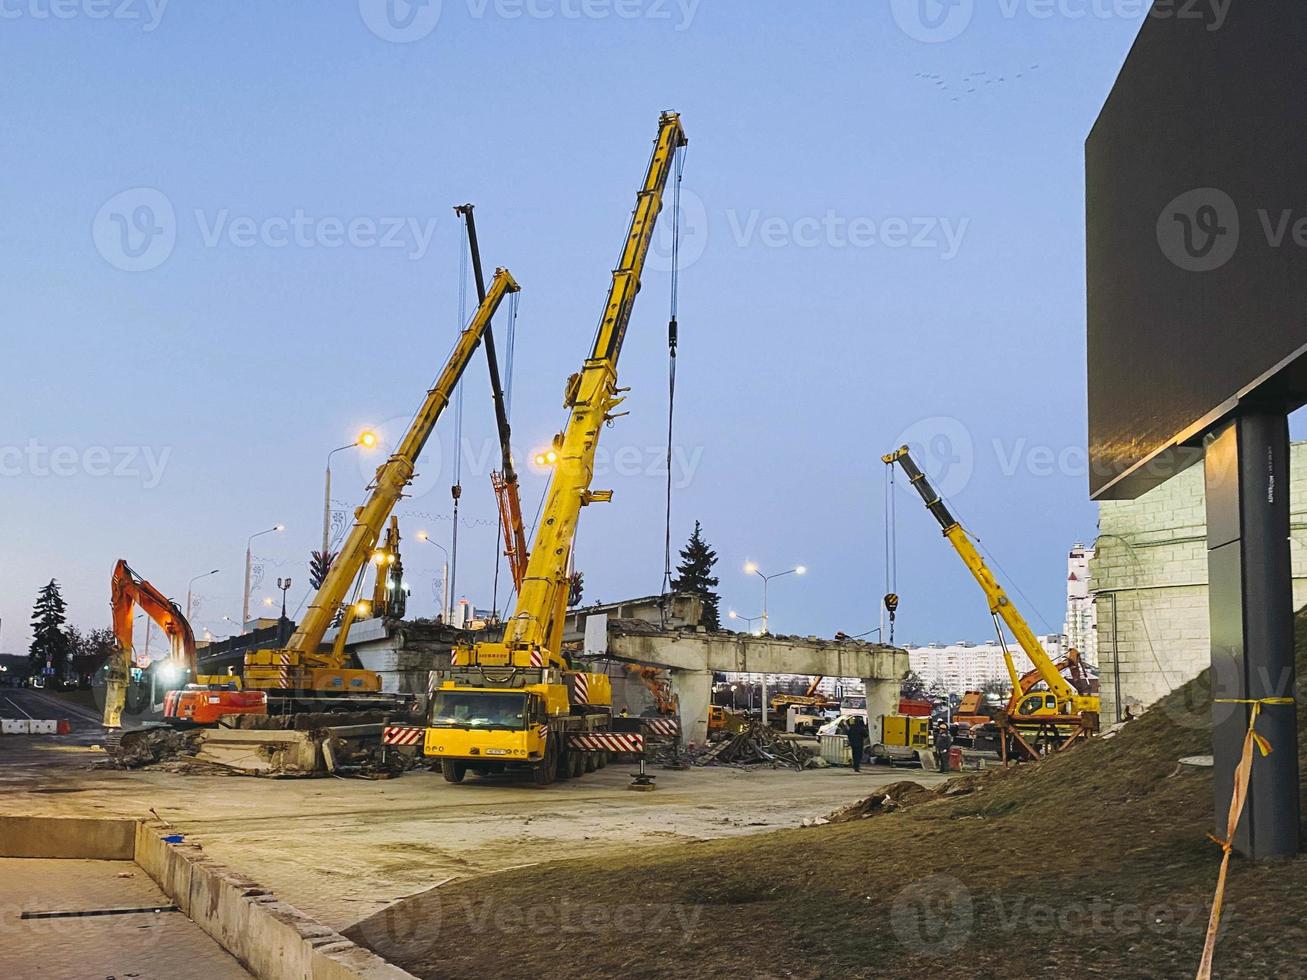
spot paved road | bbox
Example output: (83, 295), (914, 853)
(0, 687), (103, 732)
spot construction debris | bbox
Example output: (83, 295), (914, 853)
(688, 722), (824, 771)
(100, 712), (423, 778)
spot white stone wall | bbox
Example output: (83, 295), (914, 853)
(1092, 442), (1307, 725)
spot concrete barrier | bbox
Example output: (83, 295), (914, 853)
(1, 718), (65, 735)
(133, 820), (417, 980)
(0, 814), (416, 980)
(0, 815), (136, 859)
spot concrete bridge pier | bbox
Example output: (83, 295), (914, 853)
(673, 669), (714, 746)
(594, 619), (908, 746)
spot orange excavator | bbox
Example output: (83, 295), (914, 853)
(103, 560), (267, 729)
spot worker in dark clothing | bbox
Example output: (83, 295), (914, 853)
(934, 724), (953, 773)
(845, 716), (869, 773)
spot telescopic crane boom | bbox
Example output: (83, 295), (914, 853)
(428, 112), (688, 787)
(500, 110), (688, 668)
(243, 268), (521, 697)
(882, 446), (1098, 718)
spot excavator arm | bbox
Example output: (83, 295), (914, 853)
(882, 446), (1082, 706)
(104, 560), (197, 728)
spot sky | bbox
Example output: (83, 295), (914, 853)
(0, 0), (1212, 655)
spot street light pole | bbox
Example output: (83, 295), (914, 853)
(243, 525), (284, 628)
(728, 610), (763, 635)
(743, 561), (806, 728)
(417, 532), (451, 623)
(743, 562), (807, 636)
(185, 569), (220, 621)
(323, 432), (377, 556)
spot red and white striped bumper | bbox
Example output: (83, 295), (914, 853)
(383, 725), (425, 746)
(568, 732), (644, 754)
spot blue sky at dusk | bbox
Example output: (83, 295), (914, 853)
(2, 1), (1180, 652)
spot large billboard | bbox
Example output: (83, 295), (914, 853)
(1087, 1), (1307, 500)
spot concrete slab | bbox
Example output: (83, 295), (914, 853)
(0, 857), (253, 979)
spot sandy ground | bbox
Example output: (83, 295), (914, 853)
(0, 717), (947, 933)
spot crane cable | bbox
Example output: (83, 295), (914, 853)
(883, 461), (899, 643)
(448, 240), (469, 619)
(659, 147), (687, 626)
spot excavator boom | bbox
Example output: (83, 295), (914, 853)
(104, 560), (197, 728)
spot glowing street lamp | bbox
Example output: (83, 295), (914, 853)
(728, 610), (764, 635)
(243, 524), (284, 627)
(322, 431), (378, 555)
(743, 562), (807, 636)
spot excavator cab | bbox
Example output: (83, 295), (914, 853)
(1015, 692), (1059, 717)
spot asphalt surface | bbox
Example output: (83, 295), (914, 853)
(0, 687), (103, 733)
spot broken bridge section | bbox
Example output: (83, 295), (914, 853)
(585, 617), (907, 744)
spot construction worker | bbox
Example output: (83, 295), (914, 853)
(934, 723), (953, 773)
(845, 715), (868, 773)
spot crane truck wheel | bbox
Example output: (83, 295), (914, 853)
(442, 760), (467, 783)
(583, 752), (597, 773)
(532, 743), (559, 786)
(554, 752), (580, 783)
(568, 751), (585, 779)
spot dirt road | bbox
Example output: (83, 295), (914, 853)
(0, 733), (946, 931)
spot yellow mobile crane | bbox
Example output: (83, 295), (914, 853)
(242, 268), (521, 704)
(882, 446), (1100, 758)
(425, 111), (688, 786)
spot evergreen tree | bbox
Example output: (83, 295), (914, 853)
(671, 521), (721, 630)
(900, 670), (928, 700)
(29, 579), (70, 681)
(309, 550), (336, 591)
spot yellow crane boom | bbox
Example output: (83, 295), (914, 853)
(882, 445), (1097, 714)
(244, 267), (521, 695)
(483, 110), (688, 669)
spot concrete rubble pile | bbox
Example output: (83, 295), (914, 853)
(689, 721), (826, 771)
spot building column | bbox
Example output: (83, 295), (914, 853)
(673, 668), (712, 746)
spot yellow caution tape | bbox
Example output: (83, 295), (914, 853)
(1196, 697), (1295, 980)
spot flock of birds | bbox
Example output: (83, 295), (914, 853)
(914, 63), (1042, 102)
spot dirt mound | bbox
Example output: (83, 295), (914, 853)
(348, 613), (1307, 980)
(822, 780), (938, 823)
